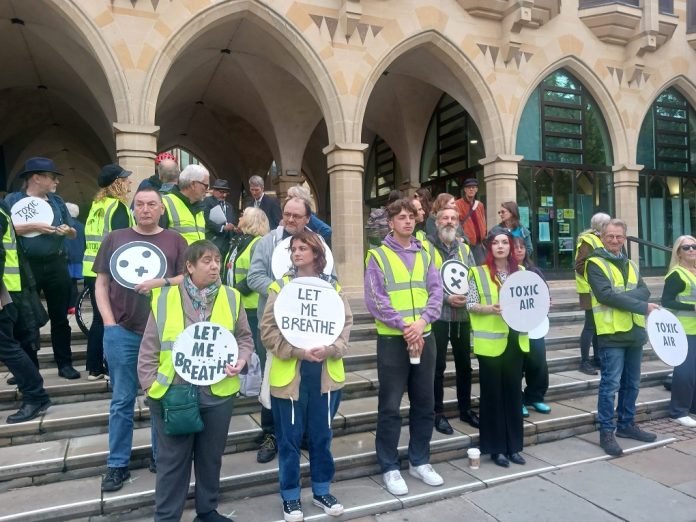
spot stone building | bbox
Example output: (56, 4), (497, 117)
(1, 0), (695, 294)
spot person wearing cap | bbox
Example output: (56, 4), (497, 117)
(160, 165), (208, 245)
(137, 152), (180, 194)
(455, 178), (487, 262)
(82, 164), (134, 380)
(5, 157), (79, 379)
(203, 178), (238, 255)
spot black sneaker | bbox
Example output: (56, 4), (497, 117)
(579, 361), (598, 375)
(256, 434), (277, 463)
(312, 494), (344, 516)
(193, 510), (233, 521)
(599, 431), (623, 456)
(101, 466), (130, 492)
(616, 424), (657, 443)
(282, 499), (303, 522)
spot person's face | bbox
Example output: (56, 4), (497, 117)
(212, 188), (228, 201)
(412, 199), (425, 223)
(187, 250), (221, 287)
(249, 185), (263, 200)
(513, 242), (526, 264)
(389, 209), (415, 238)
(491, 234), (510, 260)
(498, 206), (512, 223)
(444, 196), (456, 210)
(601, 224), (626, 255)
(189, 176), (209, 202)
(679, 239), (696, 263)
(34, 172), (59, 194)
(291, 239), (316, 271)
(464, 185), (478, 200)
(133, 191), (164, 226)
(436, 209), (458, 243)
(283, 199), (310, 235)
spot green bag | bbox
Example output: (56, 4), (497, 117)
(160, 384), (204, 436)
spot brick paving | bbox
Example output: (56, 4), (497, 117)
(640, 416), (696, 442)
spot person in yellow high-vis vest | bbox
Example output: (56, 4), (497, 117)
(161, 164), (208, 245)
(138, 240), (253, 522)
(585, 218), (658, 457)
(260, 231), (352, 522)
(83, 164), (133, 380)
(467, 227), (529, 469)
(575, 212), (610, 375)
(364, 198), (445, 497)
(661, 235), (696, 428)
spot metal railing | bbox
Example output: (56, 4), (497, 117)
(626, 235), (672, 275)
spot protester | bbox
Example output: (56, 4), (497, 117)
(467, 227), (528, 468)
(285, 185), (331, 245)
(137, 152), (179, 193)
(0, 202), (52, 423)
(64, 202), (85, 314)
(203, 179), (237, 255)
(575, 212), (610, 375)
(455, 178), (486, 261)
(248, 197), (324, 463)
(660, 235), (696, 427)
(5, 157), (79, 379)
(512, 236), (551, 417)
(261, 231), (351, 521)
(498, 201), (532, 257)
(139, 240), (253, 522)
(247, 175), (282, 230)
(161, 164), (208, 244)
(83, 164), (134, 380)
(365, 198), (444, 495)
(412, 196), (428, 242)
(94, 188), (187, 493)
(586, 218), (658, 456)
(425, 193), (464, 240)
(428, 206), (478, 433)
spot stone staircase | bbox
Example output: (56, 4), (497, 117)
(0, 278), (673, 521)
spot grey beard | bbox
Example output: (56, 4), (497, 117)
(438, 226), (456, 244)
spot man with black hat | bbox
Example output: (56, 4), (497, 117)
(455, 178), (487, 262)
(5, 157), (79, 379)
(203, 178), (238, 255)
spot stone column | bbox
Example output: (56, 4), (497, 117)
(324, 142), (368, 298)
(113, 123), (160, 200)
(613, 164), (642, 263)
(480, 154), (523, 227)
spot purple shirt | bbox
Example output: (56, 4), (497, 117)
(364, 234), (443, 331)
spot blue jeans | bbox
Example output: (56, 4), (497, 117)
(597, 345), (643, 432)
(104, 324), (142, 468)
(271, 361), (341, 501)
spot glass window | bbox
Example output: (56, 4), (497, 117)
(364, 136), (398, 206)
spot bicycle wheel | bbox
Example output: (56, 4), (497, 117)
(75, 285), (92, 336)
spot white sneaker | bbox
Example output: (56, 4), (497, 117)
(409, 463), (444, 486)
(674, 416), (696, 427)
(383, 470), (408, 495)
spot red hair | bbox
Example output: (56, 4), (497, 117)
(484, 231), (518, 287)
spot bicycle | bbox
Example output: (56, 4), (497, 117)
(75, 285), (92, 336)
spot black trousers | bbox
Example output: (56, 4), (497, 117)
(432, 320), (472, 414)
(580, 310), (600, 363)
(478, 334), (524, 455)
(84, 277), (105, 373)
(0, 303), (49, 404)
(28, 255), (72, 368)
(9, 291), (40, 368)
(523, 338), (549, 404)
(670, 334), (696, 418)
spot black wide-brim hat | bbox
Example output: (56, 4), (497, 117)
(18, 157), (63, 178)
(211, 179), (231, 191)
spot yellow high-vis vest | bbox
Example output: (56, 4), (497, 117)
(366, 244), (433, 336)
(0, 207), (20, 292)
(147, 285), (242, 399)
(587, 256), (646, 335)
(83, 197), (134, 277)
(667, 266), (696, 335)
(163, 194), (205, 245)
(432, 241), (472, 269)
(233, 236), (261, 310)
(469, 265), (530, 357)
(575, 232), (603, 294)
(266, 275), (345, 388)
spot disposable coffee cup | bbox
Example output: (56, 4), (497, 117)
(408, 345), (420, 365)
(467, 447), (481, 469)
(409, 356), (421, 365)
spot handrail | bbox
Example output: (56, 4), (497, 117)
(626, 235), (671, 270)
(626, 235), (672, 253)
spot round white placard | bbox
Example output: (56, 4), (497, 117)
(172, 321), (238, 385)
(499, 270), (550, 333)
(528, 316), (550, 340)
(440, 259), (469, 295)
(273, 276), (345, 349)
(10, 197), (54, 237)
(271, 236), (334, 279)
(109, 241), (167, 289)
(647, 308), (688, 367)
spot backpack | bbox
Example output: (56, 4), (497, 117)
(366, 207), (389, 246)
(239, 352), (262, 397)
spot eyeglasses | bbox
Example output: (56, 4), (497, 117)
(194, 181), (209, 190)
(604, 234), (625, 241)
(283, 212), (306, 221)
(680, 244), (696, 251)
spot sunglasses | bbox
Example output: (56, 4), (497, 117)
(680, 244), (696, 251)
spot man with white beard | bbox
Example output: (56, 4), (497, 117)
(428, 206), (479, 434)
